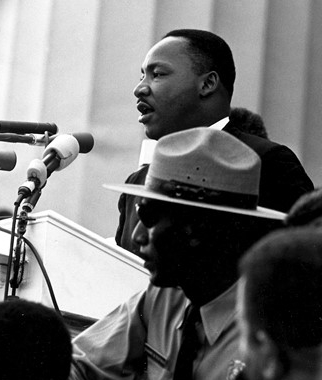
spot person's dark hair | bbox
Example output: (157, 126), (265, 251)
(163, 29), (236, 98)
(0, 299), (72, 380)
(239, 228), (322, 350)
(230, 107), (269, 139)
(285, 188), (322, 227)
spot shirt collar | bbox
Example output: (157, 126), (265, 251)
(208, 116), (230, 131)
(200, 281), (238, 345)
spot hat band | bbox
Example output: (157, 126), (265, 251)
(146, 176), (258, 210)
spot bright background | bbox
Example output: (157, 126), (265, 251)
(0, 0), (321, 237)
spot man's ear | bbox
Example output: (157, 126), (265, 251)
(255, 330), (284, 380)
(199, 71), (220, 97)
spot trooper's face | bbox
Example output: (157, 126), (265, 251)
(132, 198), (183, 287)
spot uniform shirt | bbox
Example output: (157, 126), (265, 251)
(70, 283), (243, 380)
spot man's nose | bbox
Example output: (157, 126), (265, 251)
(132, 220), (149, 246)
(133, 78), (150, 98)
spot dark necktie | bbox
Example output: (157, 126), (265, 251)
(173, 304), (201, 380)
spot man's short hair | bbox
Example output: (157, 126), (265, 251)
(285, 188), (322, 227)
(0, 299), (72, 380)
(239, 228), (322, 349)
(230, 107), (268, 139)
(163, 29), (236, 98)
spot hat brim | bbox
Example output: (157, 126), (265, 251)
(103, 183), (286, 221)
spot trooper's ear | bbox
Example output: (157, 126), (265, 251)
(199, 71), (220, 97)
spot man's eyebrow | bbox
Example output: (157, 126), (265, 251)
(141, 62), (171, 72)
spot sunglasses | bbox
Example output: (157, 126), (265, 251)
(135, 202), (164, 228)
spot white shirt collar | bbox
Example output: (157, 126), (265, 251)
(208, 116), (230, 131)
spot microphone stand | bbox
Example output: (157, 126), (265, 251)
(5, 208), (35, 300)
(7, 210), (28, 299)
(0, 131), (51, 146)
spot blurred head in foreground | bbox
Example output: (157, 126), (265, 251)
(238, 228), (322, 380)
(286, 188), (322, 228)
(0, 299), (72, 380)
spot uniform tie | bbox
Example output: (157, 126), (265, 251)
(173, 304), (201, 380)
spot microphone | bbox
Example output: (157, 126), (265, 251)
(22, 189), (42, 213)
(15, 134), (80, 206)
(0, 132), (94, 153)
(41, 134), (79, 175)
(69, 133), (94, 154)
(0, 150), (17, 171)
(0, 120), (58, 135)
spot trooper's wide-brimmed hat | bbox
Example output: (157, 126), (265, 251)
(104, 128), (285, 220)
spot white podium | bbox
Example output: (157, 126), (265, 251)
(0, 210), (149, 333)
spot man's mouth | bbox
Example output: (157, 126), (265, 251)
(139, 251), (154, 271)
(137, 101), (154, 117)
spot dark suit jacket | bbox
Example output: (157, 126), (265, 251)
(116, 120), (314, 253)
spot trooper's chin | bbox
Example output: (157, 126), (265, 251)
(149, 274), (178, 288)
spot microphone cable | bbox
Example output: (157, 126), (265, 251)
(3, 203), (19, 302)
(0, 222), (61, 314)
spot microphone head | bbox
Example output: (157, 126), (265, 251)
(43, 134), (80, 170)
(27, 159), (47, 187)
(0, 150), (17, 171)
(71, 133), (94, 153)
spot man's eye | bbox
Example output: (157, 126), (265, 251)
(153, 72), (164, 78)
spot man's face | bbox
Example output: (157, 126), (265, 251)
(133, 37), (204, 140)
(132, 198), (193, 287)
